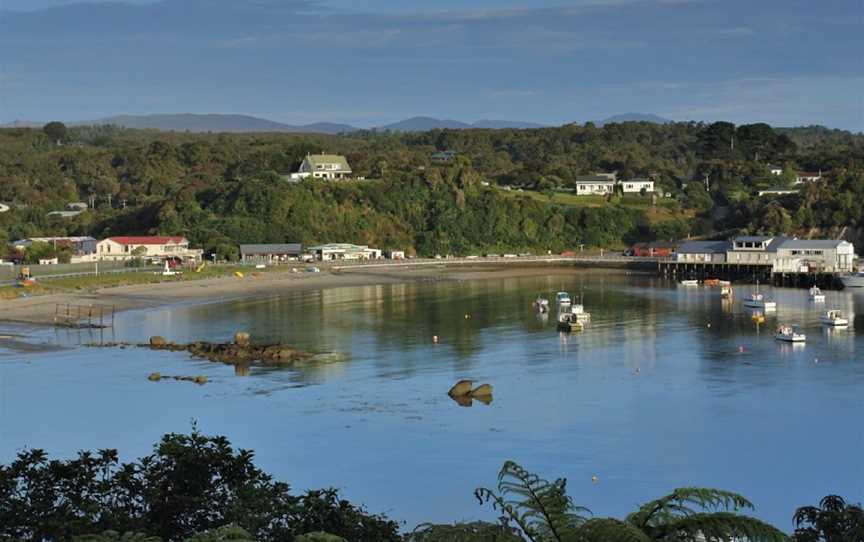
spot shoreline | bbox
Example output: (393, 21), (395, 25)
(0, 261), (627, 327)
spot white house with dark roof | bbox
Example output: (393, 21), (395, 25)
(774, 239), (854, 273)
(767, 164), (783, 176)
(575, 175), (616, 195)
(795, 171), (822, 184)
(290, 153), (352, 181)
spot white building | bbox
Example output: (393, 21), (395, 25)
(767, 164), (783, 176)
(620, 177), (655, 194)
(0, 203), (9, 213)
(773, 239), (855, 273)
(726, 235), (786, 264)
(675, 241), (729, 263)
(309, 243), (382, 261)
(575, 176), (616, 196)
(96, 236), (202, 262)
(290, 153), (352, 181)
(795, 171), (822, 184)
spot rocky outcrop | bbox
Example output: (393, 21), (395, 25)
(148, 372), (208, 385)
(448, 380), (474, 397)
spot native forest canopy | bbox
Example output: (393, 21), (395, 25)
(1, 121), (863, 258)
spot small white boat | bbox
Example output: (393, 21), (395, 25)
(743, 293), (776, 311)
(775, 325), (806, 343)
(820, 310), (849, 327)
(556, 291), (572, 306)
(840, 272), (864, 288)
(570, 303), (591, 322)
(556, 311), (583, 332)
(743, 282), (776, 311)
(680, 279), (699, 286)
(809, 286), (825, 303)
(533, 296), (550, 313)
(721, 285), (733, 299)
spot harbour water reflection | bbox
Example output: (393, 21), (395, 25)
(1, 271), (862, 530)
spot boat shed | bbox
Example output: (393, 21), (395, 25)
(239, 243), (303, 263)
(675, 240), (730, 263)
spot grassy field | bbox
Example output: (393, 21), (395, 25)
(0, 265), (255, 299)
(494, 187), (689, 224)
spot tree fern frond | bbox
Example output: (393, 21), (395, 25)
(407, 521), (524, 542)
(476, 461), (590, 542)
(626, 487), (755, 529)
(578, 518), (652, 542)
(660, 512), (789, 542)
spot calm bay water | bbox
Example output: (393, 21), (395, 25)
(1, 270), (862, 531)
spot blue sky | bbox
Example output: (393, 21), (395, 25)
(1, 0), (862, 130)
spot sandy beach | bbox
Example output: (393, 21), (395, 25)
(0, 262), (597, 327)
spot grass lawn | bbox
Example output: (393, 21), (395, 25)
(494, 186), (689, 224)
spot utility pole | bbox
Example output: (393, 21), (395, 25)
(121, 199), (127, 209)
(704, 173), (710, 192)
(106, 194), (112, 208)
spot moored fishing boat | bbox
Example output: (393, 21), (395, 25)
(721, 285), (733, 299)
(809, 286), (825, 303)
(775, 324), (806, 342)
(556, 291), (572, 306)
(820, 310), (849, 327)
(743, 282), (776, 311)
(556, 311), (583, 332)
(704, 278), (721, 287)
(680, 279), (699, 286)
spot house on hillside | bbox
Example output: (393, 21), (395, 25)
(774, 239), (854, 273)
(0, 203), (10, 213)
(290, 153), (352, 181)
(96, 236), (202, 262)
(575, 175), (616, 196)
(757, 188), (799, 197)
(239, 244), (303, 264)
(675, 240), (730, 263)
(795, 171), (822, 184)
(431, 150), (458, 162)
(767, 164), (783, 176)
(620, 177), (655, 194)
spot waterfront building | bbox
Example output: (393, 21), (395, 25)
(239, 243), (303, 264)
(309, 243), (382, 261)
(96, 236), (202, 262)
(773, 239), (855, 273)
(12, 236), (97, 255)
(631, 241), (676, 257)
(725, 236), (787, 264)
(675, 240), (730, 263)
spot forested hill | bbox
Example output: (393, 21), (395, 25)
(1, 121), (862, 259)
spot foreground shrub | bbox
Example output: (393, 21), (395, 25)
(0, 429), (399, 542)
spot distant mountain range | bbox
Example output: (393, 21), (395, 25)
(377, 116), (547, 131)
(594, 113), (672, 126)
(1, 112), (671, 134)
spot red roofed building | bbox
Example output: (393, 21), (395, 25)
(96, 236), (202, 262)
